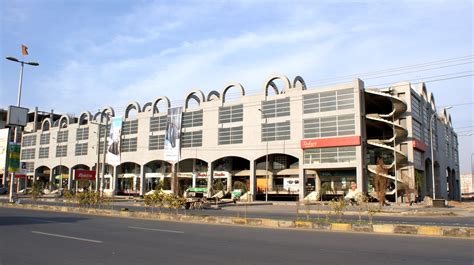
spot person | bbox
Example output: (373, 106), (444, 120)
(344, 181), (360, 205)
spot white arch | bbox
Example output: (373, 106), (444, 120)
(184, 89), (205, 109)
(207, 90), (220, 102)
(59, 115), (71, 128)
(142, 102), (152, 112)
(98, 106), (115, 122)
(152, 96), (171, 114)
(221, 82), (245, 103)
(79, 111), (92, 125)
(262, 74), (291, 96)
(293, 76), (307, 90)
(41, 118), (52, 131)
(124, 101), (141, 119)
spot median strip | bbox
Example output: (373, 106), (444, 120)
(31, 231), (103, 243)
(128, 226), (184, 234)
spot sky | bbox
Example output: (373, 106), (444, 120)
(0, 0), (473, 173)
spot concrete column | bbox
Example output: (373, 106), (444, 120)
(356, 164), (364, 193)
(112, 165), (118, 194)
(207, 163), (213, 197)
(49, 169), (53, 190)
(298, 166), (305, 201)
(67, 167), (73, 190)
(249, 160), (256, 201)
(139, 164), (145, 196)
(227, 175), (232, 192)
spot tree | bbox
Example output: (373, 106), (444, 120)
(374, 158), (388, 206)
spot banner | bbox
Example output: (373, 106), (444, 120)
(106, 116), (122, 166)
(8, 142), (21, 173)
(0, 128), (9, 175)
(74, 170), (96, 180)
(164, 107), (182, 162)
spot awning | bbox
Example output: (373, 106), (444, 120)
(276, 168), (299, 176)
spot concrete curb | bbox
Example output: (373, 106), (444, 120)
(1, 202), (472, 239)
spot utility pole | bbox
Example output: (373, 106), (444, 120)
(100, 113), (110, 196)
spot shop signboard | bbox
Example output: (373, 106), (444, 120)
(74, 170), (96, 181)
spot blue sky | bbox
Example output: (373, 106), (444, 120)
(0, 0), (473, 173)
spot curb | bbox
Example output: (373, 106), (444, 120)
(1, 202), (472, 239)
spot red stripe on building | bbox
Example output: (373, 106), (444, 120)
(301, 136), (361, 149)
(412, 139), (428, 152)
(74, 170), (96, 180)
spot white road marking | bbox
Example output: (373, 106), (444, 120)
(128, 226), (184, 234)
(31, 231), (103, 243)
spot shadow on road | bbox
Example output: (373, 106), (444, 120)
(0, 216), (89, 226)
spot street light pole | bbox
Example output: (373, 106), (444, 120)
(5, 56), (39, 202)
(258, 109), (269, 202)
(101, 113), (110, 196)
(430, 106), (452, 200)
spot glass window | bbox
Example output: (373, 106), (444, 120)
(261, 97), (290, 118)
(150, 115), (167, 132)
(218, 126), (243, 145)
(182, 110), (203, 128)
(303, 114), (355, 139)
(76, 127), (89, 141)
(21, 148), (35, 160)
(40, 133), (50, 145)
(219, 104), (243, 124)
(22, 135), (37, 147)
(304, 147), (356, 164)
(56, 145), (67, 157)
(75, 143), (88, 156)
(123, 120), (138, 135)
(262, 121), (290, 142)
(303, 88), (354, 114)
(57, 131), (68, 143)
(122, 137), (138, 152)
(182, 130), (203, 148)
(149, 135), (165, 150)
(39, 147), (49, 159)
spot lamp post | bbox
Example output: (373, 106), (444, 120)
(5, 56), (39, 202)
(430, 106), (452, 200)
(258, 109), (269, 202)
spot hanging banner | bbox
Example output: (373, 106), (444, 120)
(0, 128), (9, 176)
(8, 142), (21, 173)
(106, 116), (122, 166)
(164, 107), (182, 162)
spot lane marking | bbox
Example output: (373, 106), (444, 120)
(31, 231), (103, 243)
(128, 226), (184, 234)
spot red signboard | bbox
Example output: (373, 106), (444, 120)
(74, 170), (96, 180)
(412, 139), (428, 152)
(14, 174), (26, 179)
(301, 136), (361, 149)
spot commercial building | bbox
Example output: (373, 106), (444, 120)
(16, 74), (461, 201)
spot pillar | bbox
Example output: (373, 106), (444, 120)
(249, 160), (256, 201)
(68, 167), (73, 190)
(207, 162), (213, 197)
(139, 164), (145, 196)
(49, 169), (54, 190)
(112, 165), (118, 195)
(298, 165), (305, 201)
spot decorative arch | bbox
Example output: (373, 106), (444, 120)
(207, 90), (221, 102)
(142, 102), (153, 112)
(184, 89), (205, 109)
(262, 74), (291, 96)
(124, 101), (141, 119)
(221, 82), (245, 103)
(293, 76), (307, 90)
(41, 118), (51, 131)
(98, 106), (115, 122)
(152, 96), (171, 114)
(79, 111), (92, 125)
(447, 114), (452, 127)
(59, 115), (71, 129)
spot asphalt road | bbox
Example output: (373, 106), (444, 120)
(0, 207), (472, 265)
(3, 198), (474, 227)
